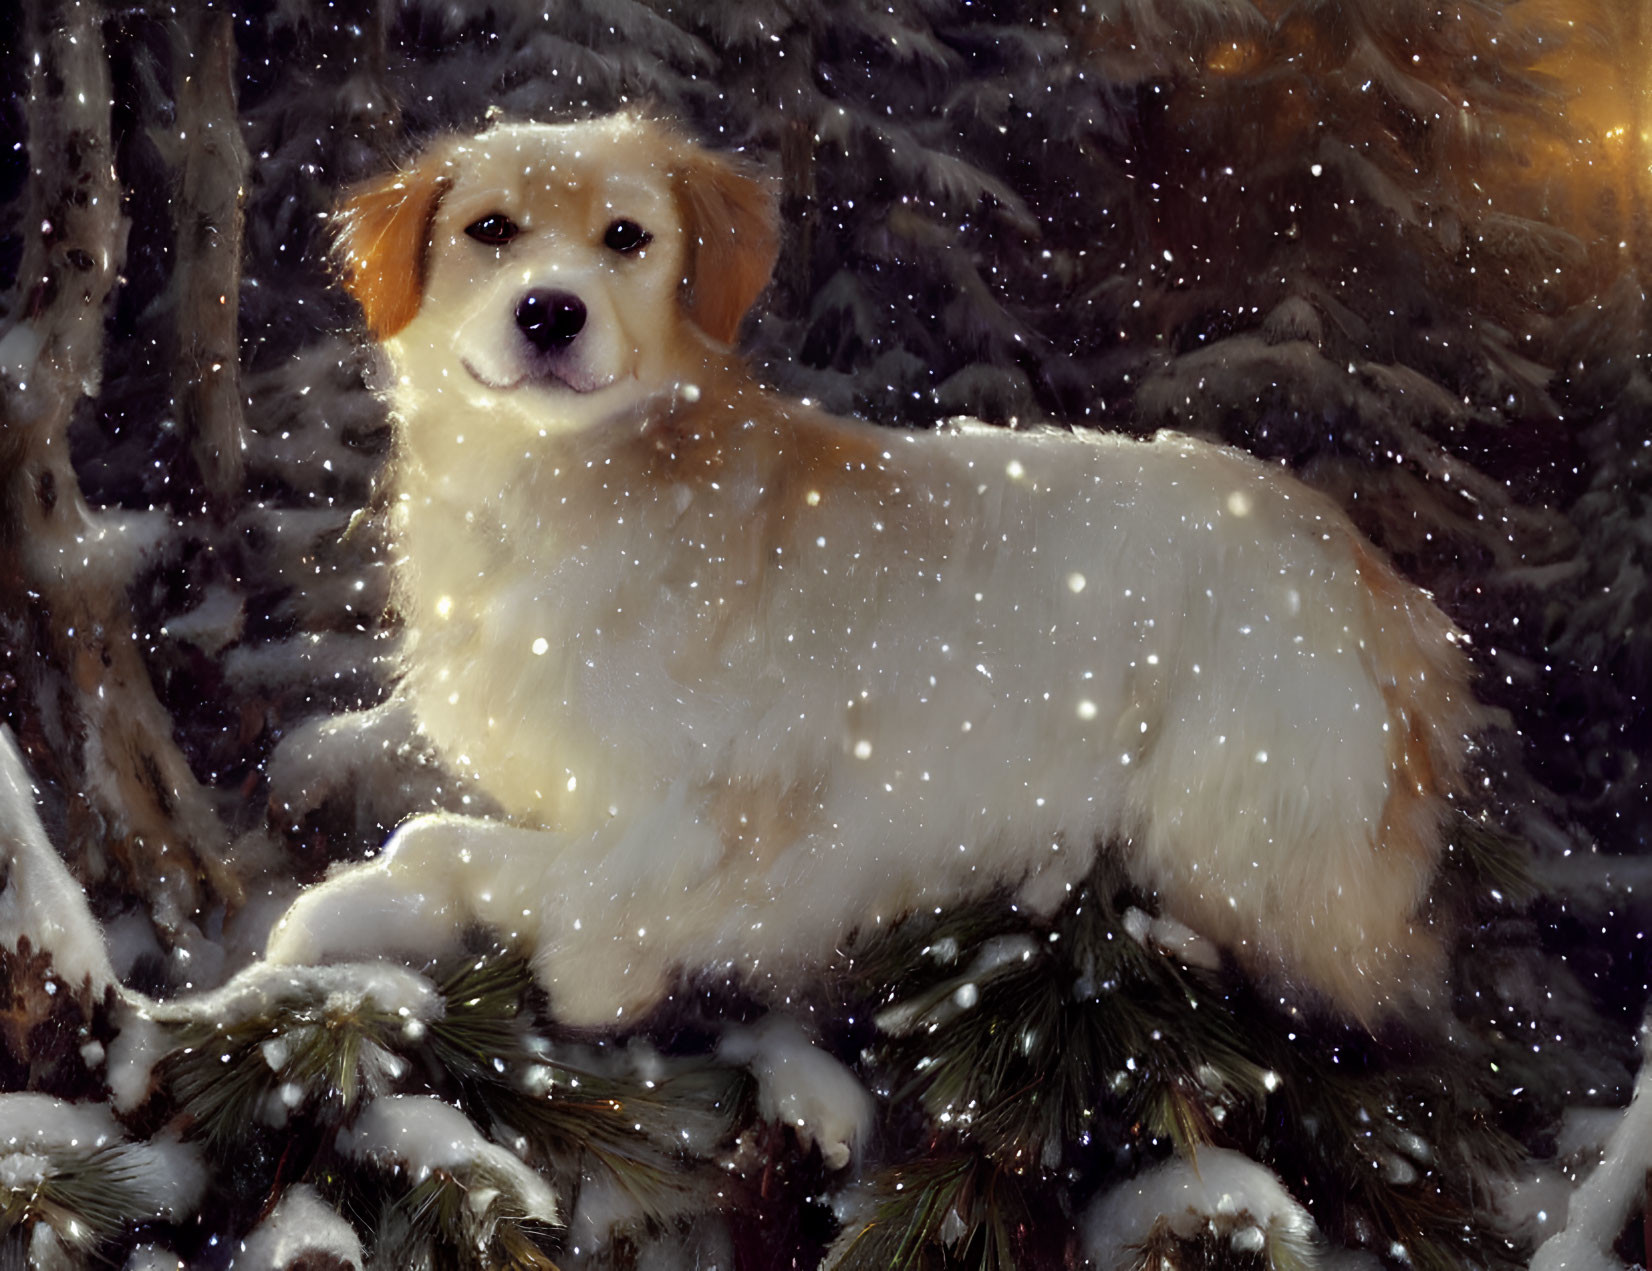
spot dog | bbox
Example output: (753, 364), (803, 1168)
(267, 113), (1486, 1044)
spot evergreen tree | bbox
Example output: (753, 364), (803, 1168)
(1083, 0), (1580, 580)
(0, 2), (1647, 1269)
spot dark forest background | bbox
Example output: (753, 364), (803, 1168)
(1, 1), (1651, 1268)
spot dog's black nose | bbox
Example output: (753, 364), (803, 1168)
(515, 290), (587, 352)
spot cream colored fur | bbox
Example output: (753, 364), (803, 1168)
(267, 114), (1487, 1028)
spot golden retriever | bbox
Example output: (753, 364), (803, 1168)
(267, 113), (1486, 1039)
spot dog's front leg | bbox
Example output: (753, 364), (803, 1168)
(266, 813), (679, 1026)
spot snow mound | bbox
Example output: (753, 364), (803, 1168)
(339, 1094), (560, 1225)
(263, 698), (455, 832)
(1083, 1146), (1319, 1270)
(718, 1015), (872, 1170)
(231, 1183), (364, 1270)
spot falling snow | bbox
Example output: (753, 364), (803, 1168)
(0, 2), (1648, 1268)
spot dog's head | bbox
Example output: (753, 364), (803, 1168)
(334, 113), (777, 425)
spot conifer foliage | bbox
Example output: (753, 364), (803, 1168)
(0, 1), (1647, 1269)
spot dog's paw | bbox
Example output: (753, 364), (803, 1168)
(719, 1015), (873, 1170)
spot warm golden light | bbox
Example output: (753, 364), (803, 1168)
(1509, 0), (1651, 235)
(1205, 40), (1263, 75)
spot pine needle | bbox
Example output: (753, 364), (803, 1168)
(162, 985), (414, 1145)
(858, 859), (1526, 1271)
(0, 1141), (163, 1256)
(1442, 814), (1537, 905)
(426, 951), (750, 1224)
(871, 877), (1267, 1165)
(825, 1153), (1033, 1271)
(367, 1165), (561, 1271)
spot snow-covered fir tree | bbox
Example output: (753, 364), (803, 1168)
(1, 1), (1649, 1268)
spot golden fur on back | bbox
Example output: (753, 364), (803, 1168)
(269, 113), (1487, 1026)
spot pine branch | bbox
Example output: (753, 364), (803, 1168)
(870, 877), (1267, 1165)
(1120, 1218), (1308, 1271)
(1439, 813), (1538, 907)
(149, 950), (753, 1259)
(0, 1142), (156, 1252)
(428, 953), (751, 1225)
(161, 974), (419, 1146)
(856, 858), (1528, 1271)
(0, 1096), (201, 1263)
(825, 1152), (1035, 1271)
(360, 1158), (561, 1271)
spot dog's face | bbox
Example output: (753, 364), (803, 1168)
(335, 114), (777, 430)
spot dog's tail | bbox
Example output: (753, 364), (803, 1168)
(1348, 536), (1490, 857)
(1300, 535), (1495, 1018)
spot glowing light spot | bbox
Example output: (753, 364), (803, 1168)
(435, 595), (454, 619)
(805, 489), (822, 506)
(1067, 571), (1087, 593)
(1077, 700), (1099, 720)
(566, 774), (578, 792)
(854, 739), (873, 759)
(532, 637), (549, 655)
(1005, 459), (1026, 479)
(1226, 490), (1253, 517)
(1255, 750), (1269, 764)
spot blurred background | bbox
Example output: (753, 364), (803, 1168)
(1, 2), (1650, 1268)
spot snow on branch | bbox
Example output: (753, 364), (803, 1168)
(0, 1092), (203, 1261)
(342, 1093), (560, 1224)
(231, 1183), (365, 1271)
(1083, 1145), (1321, 1270)
(0, 726), (115, 997)
(1530, 1016), (1652, 1271)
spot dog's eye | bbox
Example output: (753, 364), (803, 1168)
(465, 214), (519, 246)
(603, 218), (652, 255)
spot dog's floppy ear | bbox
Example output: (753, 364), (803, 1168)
(673, 144), (778, 345)
(333, 152), (451, 339)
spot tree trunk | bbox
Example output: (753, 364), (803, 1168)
(170, 7), (249, 517)
(0, 0), (242, 949)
